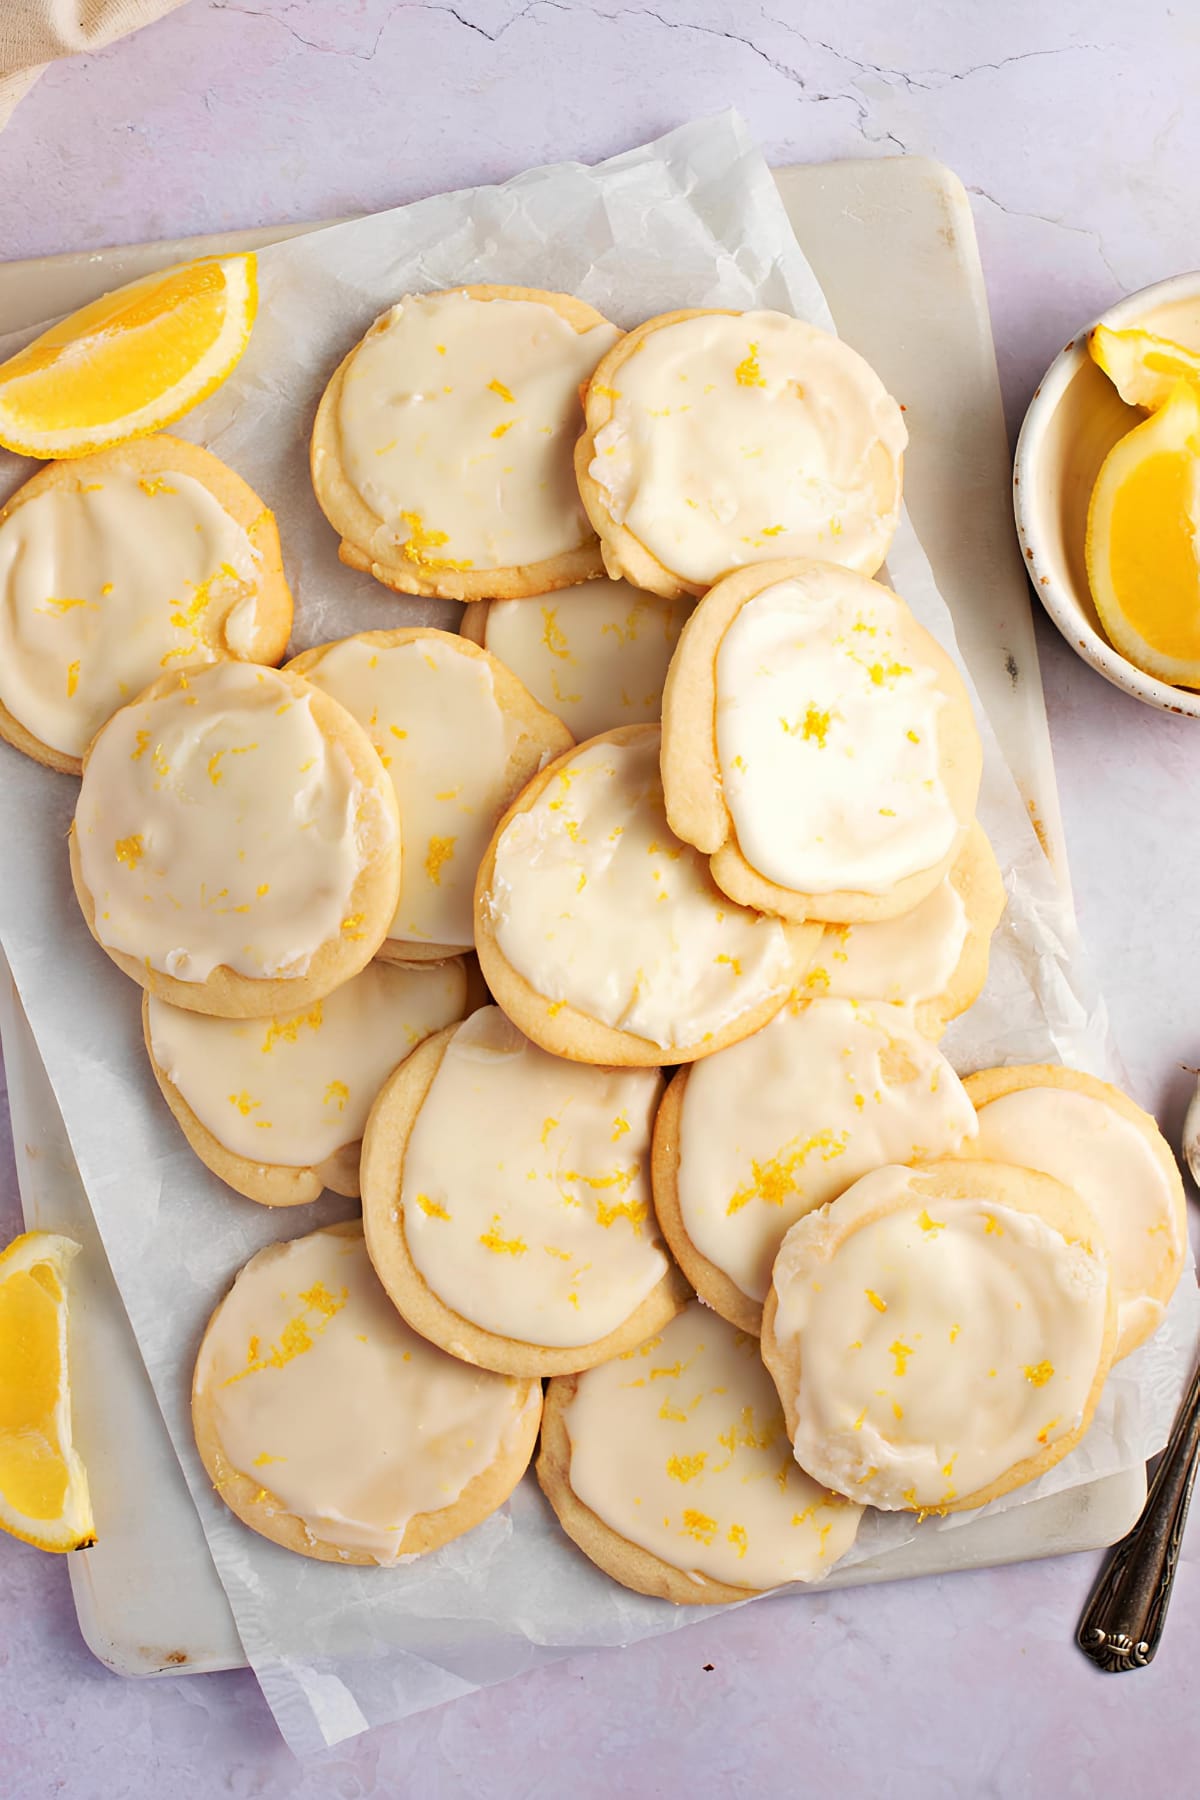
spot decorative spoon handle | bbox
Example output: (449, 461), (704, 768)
(1077, 1356), (1200, 1671)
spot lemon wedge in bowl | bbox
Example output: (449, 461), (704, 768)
(1089, 322), (1200, 411)
(1085, 381), (1200, 687)
(0, 1231), (95, 1553)
(0, 252), (257, 459)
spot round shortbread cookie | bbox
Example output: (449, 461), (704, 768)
(960, 1064), (1187, 1362)
(0, 434), (292, 775)
(70, 661), (400, 1018)
(360, 1006), (690, 1375)
(761, 1160), (1116, 1514)
(799, 821), (1006, 1037)
(474, 724), (821, 1067)
(459, 579), (693, 741)
(193, 1222), (542, 1565)
(651, 996), (978, 1334)
(574, 308), (906, 598)
(287, 628), (572, 960)
(660, 560), (983, 923)
(537, 1300), (862, 1604)
(311, 285), (620, 601)
(145, 957), (469, 1205)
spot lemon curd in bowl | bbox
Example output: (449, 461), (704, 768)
(1014, 271), (1200, 718)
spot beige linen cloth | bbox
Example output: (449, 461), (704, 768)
(1, 1), (188, 128)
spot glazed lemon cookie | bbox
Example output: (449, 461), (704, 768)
(311, 286), (620, 601)
(459, 579), (693, 740)
(962, 1064), (1187, 1361)
(661, 560), (983, 923)
(146, 957), (468, 1205)
(801, 822), (1006, 1037)
(361, 1006), (688, 1374)
(537, 1301), (862, 1604)
(762, 1161), (1115, 1514)
(652, 996), (977, 1334)
(575, 308), (906, 598)
(0, 434), (291, 775)
(193, 1222), (542, 1565)
(70, 661), (400, 1017)
(287, 629), (571, 960)
(475, 724), (821, 1066)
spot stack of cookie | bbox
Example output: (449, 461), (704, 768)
(2, 284), (1185, 1600)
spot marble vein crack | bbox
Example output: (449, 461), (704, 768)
(413, 1), (551, 43)
(760, 26), (1107, 92)
(210, 3), (390, 60)
(967, 186), (1122, 286)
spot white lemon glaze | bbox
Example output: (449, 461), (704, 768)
(563, 1301), (861, 1587)
(0, 470), (262, 757)
(809, 878), (969, 1005)
(715, 573), (959, 895)
(75, 662), (382, 982)
(299, 635), (519, 949)
(589, 311), (905, 584)
(149, 959), (467, 1166)
(973, 1086), (1182, 1352)
(196, 1228), (534, 1563)
(769, 1165), (1109, 1510)
(480, 580), (691, 739)
(338, 291), (618, 570)
(401, 1007), (667, 1347)
(678, 998), (977, 1301)
(487, 731), (795, 1050)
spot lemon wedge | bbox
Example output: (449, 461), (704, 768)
(1086, 380), (1200, 686)
(0, 1231), (95, 1553)
(1089, 323), (1200, 411)
(0, 253), (257, 459)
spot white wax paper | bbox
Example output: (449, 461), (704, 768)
(0, 112), (1195, 1755)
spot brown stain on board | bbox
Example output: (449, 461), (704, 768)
(137, 1646), (190, 1669)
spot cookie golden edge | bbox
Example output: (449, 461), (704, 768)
(650, 1066), (765, 1336)
(914, 821), (1006, 1037)
(574, 308), (744, 600)
(457, 602), (490, 649)
(760, 1158), (1118, 1513)
(141, 962), (469, 1207)
(536, 1371), (766, 1604)
(473, 721), (822, 1067)
(360, 1020), (691, 1376)
(193, 1221), (543, 1564)
(68, 666), (401, 1019)
(659, 559), (984, 924)
(311, 284), (618, 603)
(959, 1063), (1187, 1360)
(803, 820), (1007, 1038)
(286, 625), (574, 963)
(0, 433), (293, 776)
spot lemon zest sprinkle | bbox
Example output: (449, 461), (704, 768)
(479, 1215), (527, 1257)
(425, 835), (456, 885)
(666, 1454), (706, 1484)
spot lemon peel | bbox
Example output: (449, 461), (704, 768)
(0, 254), (257, 459)
(0, 1232), (95, 1553)
(1089, 323), (1200, 412)
(1085, 380), (1200, 685)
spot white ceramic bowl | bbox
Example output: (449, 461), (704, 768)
(1013, 270), (1200, 718)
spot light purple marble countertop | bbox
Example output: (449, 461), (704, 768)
(3, 3), (1200, 1791)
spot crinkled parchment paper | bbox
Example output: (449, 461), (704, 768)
(0, 113), (1195, 1754)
